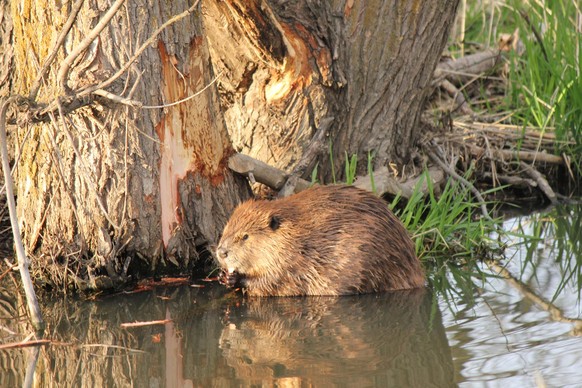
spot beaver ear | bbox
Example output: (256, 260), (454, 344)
(269, 215), (281, 231)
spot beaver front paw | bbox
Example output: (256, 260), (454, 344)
(219, 269), (246, 288)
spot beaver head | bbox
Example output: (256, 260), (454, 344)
(215, 199), (298, 288)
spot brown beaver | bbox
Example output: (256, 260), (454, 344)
(215, 184), (424, 296)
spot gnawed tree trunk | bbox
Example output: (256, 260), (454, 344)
(7, 1), (248, 290)
(202, 0), (460, 180)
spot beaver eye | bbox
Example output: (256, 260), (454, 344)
(242, 233), (249, 241)
(269, 216), (280, 231)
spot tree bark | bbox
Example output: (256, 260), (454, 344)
(203, 0), (460, 180)
(0, 0), (12, 100)
(7, 1), (248, 290)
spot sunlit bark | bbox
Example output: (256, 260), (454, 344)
(6, 1), (248, 290)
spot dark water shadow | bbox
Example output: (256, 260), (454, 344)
(1, 284), (454, 387)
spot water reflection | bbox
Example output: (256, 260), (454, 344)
(216, 290), (454, 387)
(1, 284), (454, 387)
(442, 203), (582, 386)
(500, 203), (582, 316)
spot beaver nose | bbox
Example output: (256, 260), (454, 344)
(217, 247), (228, 259)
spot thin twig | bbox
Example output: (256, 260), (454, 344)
(424, 139), (493, 221)
(0, 339), (51, 350)
(0, 124), (34, 197)
(0, 97), (44, 330)
(93, 70), (222, 109)
(142, 71), (222, 109)
(0, 261), (17, 282)
(79, 343), (146, 353)
(92, 89), (142, 108)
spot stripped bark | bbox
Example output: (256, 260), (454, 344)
(6, 1), (248, 291)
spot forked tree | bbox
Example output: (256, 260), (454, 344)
(1, 0), (459, 291)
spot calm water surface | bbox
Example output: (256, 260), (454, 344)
(1, 205), (581, 387)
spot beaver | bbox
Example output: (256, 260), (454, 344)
(215, 184), (424, 296)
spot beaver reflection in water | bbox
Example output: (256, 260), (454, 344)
(215, 185), (425, 296)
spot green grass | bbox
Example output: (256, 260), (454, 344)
(451, 0), (582, 173)
(505, 1), (582, 168)
(438, 0), (582, 302)
(390, 172), (502, 300)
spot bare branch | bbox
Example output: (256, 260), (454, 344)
(0, 339), (51, 350)
(434, 49), (503, 85)
(520, 161), (558, 204)
(120, 319), (172, 328)
(354, 165), (446, 199)
(0, 97), (44, 330)
(92, 89), (142, 108)
(228, 153), (311, 192)
(57, 0), (127, 93)
(465, 143), (567, 166)
(487, 259), (582, 335)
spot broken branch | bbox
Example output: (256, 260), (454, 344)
(120, 319), (172, 328)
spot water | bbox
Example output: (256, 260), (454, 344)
(1, 205), (581, 387)
(443, 204), (582, 387)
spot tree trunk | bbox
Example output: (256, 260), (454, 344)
(4, 0), (459, 291)
(202, 0), (460, 180)
(7, 1), (248, 290)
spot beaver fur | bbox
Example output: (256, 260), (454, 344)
(215, 184), (424, 296)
